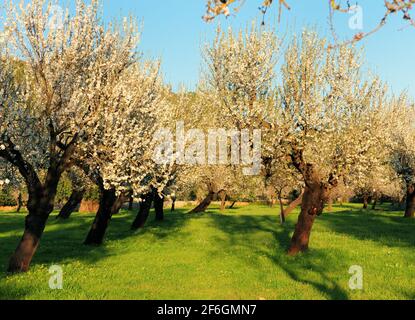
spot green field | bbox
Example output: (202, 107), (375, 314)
(0, 204), (414, 300)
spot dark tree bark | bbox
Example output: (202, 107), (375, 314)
(372, 194), (378, 210)
(189, 183), (216, 213)
(128, 196), (134, 211)
(154, 192), (164, 221)
(405, 183), (415, 218)
(131, 191), (155, 230)
(112, 192), (128, 215)
(277, 192), (286, 224)
(288, 181), (325, 255)
(171, 195), (176, 212)
(8, 192), (56, 273)
(288, 149), (335, 256)
(56, 188), (85, 220)
(84, 187), (119, 245)
(228, 201), (237, 209)
(8, 166), (62, 272)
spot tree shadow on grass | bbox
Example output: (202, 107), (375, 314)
(0, 208), (192, 298)
(208, 213), (349, 300)
(321, 210), (415, 248)
(0, 213), (29, 235)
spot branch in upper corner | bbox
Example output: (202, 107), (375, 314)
(203, 0), (415, 47)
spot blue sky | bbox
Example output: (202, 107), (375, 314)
(50, 1), (415, 97)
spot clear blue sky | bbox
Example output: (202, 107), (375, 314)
(75, 1), (415, 96)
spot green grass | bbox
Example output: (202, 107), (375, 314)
(0, 203), (415, 300)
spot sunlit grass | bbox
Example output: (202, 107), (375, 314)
(0, 203), (414, 300)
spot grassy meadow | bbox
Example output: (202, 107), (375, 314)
(0, 203), (414, 300)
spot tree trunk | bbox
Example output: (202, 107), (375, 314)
(128, 196), (134, 211)
(171, 195), (176, 212)
(288, 184), (325, 256)
(3, 125), (76, 273)
(112, 192), (128, 215)
(218, 190), (227, 211)
(131, 191), (155, 230)
(189, 183), (216, 213)
(8, 212), (49, 272)
(8, 190), (55, 273)
(283, 190), (304, 217)
(16, 191), (23, 213)
(278, 193), (285, 224)
(363, 196), (369, 209)
(229, 201), (237, 209)
(405, 184), (415, 218)
(84, 188), (118, 245)
(154, 192), (164, 221)
(56, 189), (85, 220)
(372, 194), (378, 210)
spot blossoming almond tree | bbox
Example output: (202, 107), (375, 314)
(389, 99), (415, 217)
(77, 59), (167, 245)
(175, 89), (246, 213)
(351, 162), (402, 209)
(203, 25), (308, 223)
(204, 26), (392, 254)
(0, 0), (145, 272)
(277, 31), (392, 254)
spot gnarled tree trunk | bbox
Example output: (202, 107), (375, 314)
(8, 174), (59, 273)
(288, 181), (325, 256)
(56, 188), (85, 220)
(189, 183), (216, 213)
(131, 191), (155, 230)
(84, 188), (126, 245)
(8, 195), (54, 272)
(288, 149), (335, 256)
(405, 184), (415, 218)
